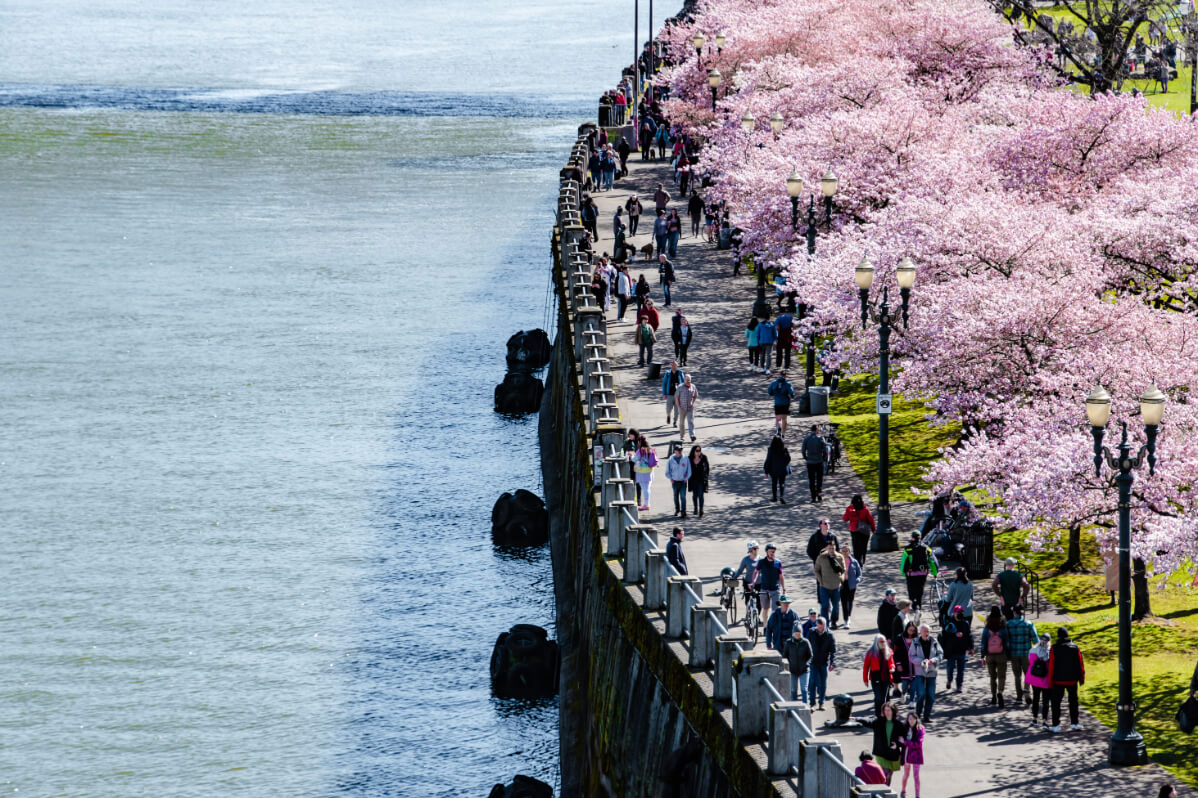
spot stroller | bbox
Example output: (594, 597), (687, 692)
(920, 492), (974, 564)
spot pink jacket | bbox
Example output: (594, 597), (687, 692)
(1024, 649), (1052, 690)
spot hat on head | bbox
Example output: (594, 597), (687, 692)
(952, 605), (963, 614)
(807, 607), (818, 615)
(884, 588), (897, 596)
(778, 595), (791, 604)
(765, 543), (777, 550)
(1057, 626), (1071, 641)
(910, 531), (921, 540)
(747, 540), (760, 551)
(1040, 633), (1051, 642)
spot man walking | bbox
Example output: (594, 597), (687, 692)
(665, 526), (688, 575)
(661, 361), (685, 425)
(767, 370), (796, 436)
(939, 605), (974, 693)
(909, 624), (943, 722)
(877, 588), (900, 639)
(765, 594), (799, 653)
(665, 444), (692, 518)
(775, 309), (794, 369)
(783, 626), (813, 702)
(993, 558), (1030, 619)
(616, 267), (632, 321)
(1006, 605), (1039, 705)
(801, 426), (827, 503)
(900, 531), (937, 612)
(753, 543), (786, 629)
(755, 316), (776, 375)
(674, 374), (699, 442)
(1047, 627), (1085, 733)
(808, 617), (837, 711)
(657, 254), (676, 307)
(814, 540), (846, 629)
(653, 182), (670, 213)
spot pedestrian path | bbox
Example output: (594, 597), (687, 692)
(587, 154), (1188, 797)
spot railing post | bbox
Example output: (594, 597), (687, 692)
(733, 650), (786, 738)
(800, 739), (840, 798)
(605, 500), (636, 556)
(851, 786), (899, 798)
(714, 636), (743, 701)
(623, 524), (657, 583)
(644, 550), (669, 610)
(768, 702), (810, 776)
(666, 576), (702, 637)
(688, 605), (725, 668)
(602, 476), (633, 513)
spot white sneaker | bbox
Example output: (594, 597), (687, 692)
(1070, 724), (1084, 731)
(1050, 725), (1061, 734)
(843, 619), (851, 628)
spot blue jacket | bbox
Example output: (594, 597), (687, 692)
(756, 321), (777, 345)
(768, 377), (795, 406)
(845, 556), (862, 590)
(980, 627), (1011, 657)
(766, 607), (799, 652)
(661, 368), (685, 396)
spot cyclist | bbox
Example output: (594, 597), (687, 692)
(753, 543), (786, 628)
(732, 540), (761, 614)
(900, 531), (938, 612)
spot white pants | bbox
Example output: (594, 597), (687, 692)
(635, 473), (652, 507)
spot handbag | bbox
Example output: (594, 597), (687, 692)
(1177, 696), (1198, 734)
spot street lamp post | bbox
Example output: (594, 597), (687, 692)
(693, 32), (705, 65)
(787, 171), (804, 230)
(855, 255), (916, 552)
(821, 170), (839, 227)
(715, 31), (726, 54)
(805, 195), (817, 256)
(708, 69), (722, 111)
(1084, 384), (1165, 767)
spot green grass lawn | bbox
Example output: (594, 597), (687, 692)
(992, 525), (1198, 787)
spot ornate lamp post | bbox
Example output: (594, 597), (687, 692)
(693, 32), (706, 65)
(820, 169), (839, 227)
(769, 111), (784, 140)
(855, 255), (916, 552)
(1084, 384), (1165, 767)
(787, 171), (804, 230)
(740, 111), (756, 135)
(708, 69), (722, 111)
(715, 31), (726, 54)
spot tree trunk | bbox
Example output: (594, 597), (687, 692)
(1060, 524), (1084, 572)
(1132, 557), (1152, 620)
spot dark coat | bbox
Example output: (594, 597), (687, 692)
(939, 616), (974, 658)
(807, 529), (839, 563)
(666, 536), (687, 575)
(783, 635), (813, 675)
(766, 608), (799, 652)
(877, 600), (900, 639)
(687, 455), (709, 492)
(809, 628), (837, 669)
(764, 445), (791, 479)
(871, 717), (904, 764)
(1049, 641), (1085, 686)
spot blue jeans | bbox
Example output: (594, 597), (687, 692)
(790, 671), (809, 702)
(809, 664), (829, 705)
(667, 230), (680, 256)
(945, 654), (966, 689)
(655, 234), (667, 256)
(603, 169), (615, 190)
(818, 585), (841, 626)
(662, 281), (672, 306)
(912, 674), (937, 718)
(671, 481), (687, 514)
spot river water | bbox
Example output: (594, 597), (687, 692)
(0, 2), (647, 795)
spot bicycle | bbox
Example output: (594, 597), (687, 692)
(926, 576), (951, 628)
(719, 576), (739, 625)
(742, 585), (761, 645)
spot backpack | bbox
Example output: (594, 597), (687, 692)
(1030, 657), (1048, 678)
(639, 323), (653, 346)
(907, 545), (929, 573)
(986, 631), (1004, 655)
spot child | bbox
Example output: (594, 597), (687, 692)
(900, 712), (925, 798)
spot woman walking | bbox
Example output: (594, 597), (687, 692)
(1025, 631), (1053, 729)
(672, 311), (693, 366)
(894, 620), (919, 706)
(863, 635), (896, 717)
(943, 568), (974, 628)
(612, 206), (626, 240)
(634, 274), (651, 315)
(764, 434), (791, 504)
(744, 317), (760, 369)
(687, 444), (709, 518)
(666, 208), (682, 256)
(839, 540), (862, 629)
(633, 439), (657, 511)
(871, 702), (904, 786)
(688, 191), (704, 237)
(625, 195), (643, 236)
(842, 494), (876, 567)
(900, 712), (925, 798)
(980, 606), (1011, 707)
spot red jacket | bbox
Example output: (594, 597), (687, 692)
(863, 649), (895, 685)
(843, 505), (876, 533)
(1048, 641), (1086, 687)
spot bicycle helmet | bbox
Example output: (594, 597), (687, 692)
(746, 540), (760, 551)
(720, 566), (734, 580)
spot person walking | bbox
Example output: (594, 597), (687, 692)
(687, 191), (704, 237)
(665, 444), (692, 518)
(671, 311), (692, 366)
(666, 209), (682, 256)
(765, 595), (799, 653)
(980, 606), (1012, 707)
(612, 206), (626, 241)
(783, 626), (813, 702)
(993, 558), (1029, 619)
(661, 361), (685, 425)
(674, 374), (698, 442)
(801, 426), (828, 503)
(1025, 632), (1053, 729)
(877, 588), (900, 639)
(616, 266), (632, 321)
(908, 624), (943, 722)
(632, 439), (657, 511)
(871, 702), (904, 786)
(855, 752), (888, 786)
(634, 274), (651, 316)
(744, 316), (760, 369)
(687, 444), (708, 518)
(1048, 627), (1086, 732)
(616, 135), (631, 175)
(863, 635), (897, 717)
(839, 540), (862, 629)
(657, 254), (675, 307)
(808, 616), (837, 711)
(767, 370), (796, 436)
(665, 526), (687, 575)
(943, 568), (974, 629)
(752, 543), (786, 628)
(894, 619), (919, 706)
(900, 712), (925, 798)
(764, 434), (791, 504)
(625, 195), (642, 236)
(653, 209), (669, 258)
(806, 518), (839, 590)
(653, 182), (670, 213)
(842, 494), (876, 567)
(900, 532), (938, 612)
(774, 309), (794, 369)
(636, 311), (657, 367)
(814, 540), (846, 629)
(939, 605), (973, 693)
(755, 316), (776, 374)
(1006, 604), (1039, 705)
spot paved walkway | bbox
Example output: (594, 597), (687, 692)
(588, 154), (1189, 798)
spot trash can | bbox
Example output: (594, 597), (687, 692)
(598, 104), (612, 127)
(718, 227), (733, 250)
(808, 386), (830, 416)
(647, 361), (663, 380)
(964, 521), (994, 580)
(832, 694), (854, 725)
